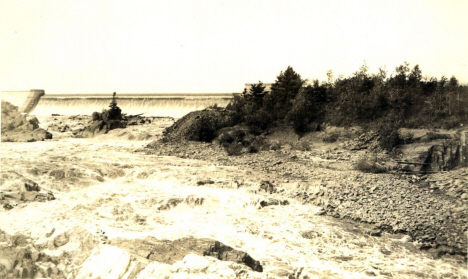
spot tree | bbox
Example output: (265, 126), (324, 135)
(448, 76), (459, 116)
(265, 66), (305, 120)
(287, 80), (328, 134)
(247, 81), (267, 109)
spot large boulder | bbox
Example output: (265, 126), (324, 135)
(162, 109), (234, 142)
(76, 117), (127, 138)
(33, 128), (52, 141)
(111, 236), (263, 272)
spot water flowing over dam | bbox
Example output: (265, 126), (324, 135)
(2, 93), (233, 118)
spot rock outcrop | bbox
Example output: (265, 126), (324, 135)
(76, 92), (127, 138)
(422, 142), (467, 172)
(0, 227), (97, 279)
(1, 101), (52, 142)
(111, 236), (263, 272)
(1, 172), (55, 209)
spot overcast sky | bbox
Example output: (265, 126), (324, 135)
(1, 0), (467, 93)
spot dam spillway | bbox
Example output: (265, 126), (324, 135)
(2, 92), (233, 118)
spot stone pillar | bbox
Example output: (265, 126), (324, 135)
(18, 89), (45, 114)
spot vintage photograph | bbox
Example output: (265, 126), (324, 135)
(1, 1), (467, 278)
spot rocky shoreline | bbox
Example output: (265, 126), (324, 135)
(144, 139), (468, 258)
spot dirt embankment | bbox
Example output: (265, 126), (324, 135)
(162, 108), (234, 142)
(145, 138), (467, 257)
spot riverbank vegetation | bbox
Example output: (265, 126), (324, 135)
(226, 63), (468, 150)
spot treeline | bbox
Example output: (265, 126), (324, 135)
(227, 63), (468, 136)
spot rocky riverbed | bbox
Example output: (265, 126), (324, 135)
(0, 116), (466, 279)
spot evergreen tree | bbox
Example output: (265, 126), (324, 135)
(247, 81), (267, 108)
(266, 66), (305, 120)
(288, 80), (328, 134)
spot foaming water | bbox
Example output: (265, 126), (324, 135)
(33, 97), (231, 117)
(31, 94), (232, 118)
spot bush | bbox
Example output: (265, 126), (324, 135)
(425, 131), (452, 141)
(225, 142), (243, 156)
(287, 84), (327, 135)
(92, 111), (101, 121)
(207, 103), (221, 110)
(399, 132), (415, 144)
(268, 140), (282, 151)
(293, 141), (311, 151)
(322, 132), (340, 143)
(245, 108), (273, 135)
(217, 126), (248, 145)
(225, 94), (247, 124)
(355, 157), (387, 173)
(372, 117), (403, 151)
(250, 136), (268, 152)
(136, 132), (152, 140)
(218, 126), (268, 155)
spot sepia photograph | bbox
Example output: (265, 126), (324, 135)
(1, 1), (467, 278)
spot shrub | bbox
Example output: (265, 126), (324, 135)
(322, 132), (340, 143)
(218, 127), (266, 155)
(425, 131), (452, 141)
(400, 132), (414, 144)
(250, 136), (268, 152)
(293, 141), (311, 151)
(245, 108), (273, 135)
(217, 126), (247, 145)
(225, 94), (247, 124)
(371, 117), (403, 151)
(225, 142), (242, 156)
(136, 132), (152, 140)
(208, 103), (218, 109)
(355, 157), (387, 173)
(268, 140), (282, 151)
(287, 83), (327, 135)
(92, 111), (101, 121)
